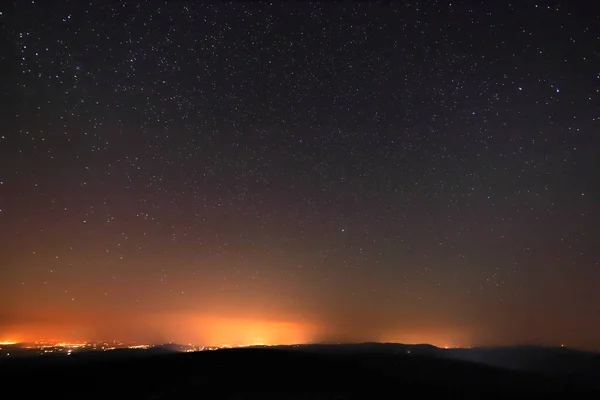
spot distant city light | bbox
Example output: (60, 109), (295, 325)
(0, 340), (279, 357)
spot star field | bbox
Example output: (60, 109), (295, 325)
(1, 1), (599, 348)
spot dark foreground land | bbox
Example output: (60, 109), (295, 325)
(1, 343), (600, 399)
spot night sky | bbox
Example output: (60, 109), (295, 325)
(1, 1), (599, 350)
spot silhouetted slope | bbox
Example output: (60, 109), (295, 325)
(2, 345), (599, 399)
(447, 345), (600, 384)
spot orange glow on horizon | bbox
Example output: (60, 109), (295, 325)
(379, 329), (470, 350)
(1, 314), (320, 347)
(1, 314), (472, 349)
(189, 315), (318, 347)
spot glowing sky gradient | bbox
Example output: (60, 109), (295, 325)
(1, 2), (599, 350)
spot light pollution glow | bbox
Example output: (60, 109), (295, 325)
(0, 314), (468, 349)
(2, 273), (590, 350)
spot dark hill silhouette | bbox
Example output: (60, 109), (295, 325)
(2, 343), (599, 399)
(446, 345), (600, 384)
